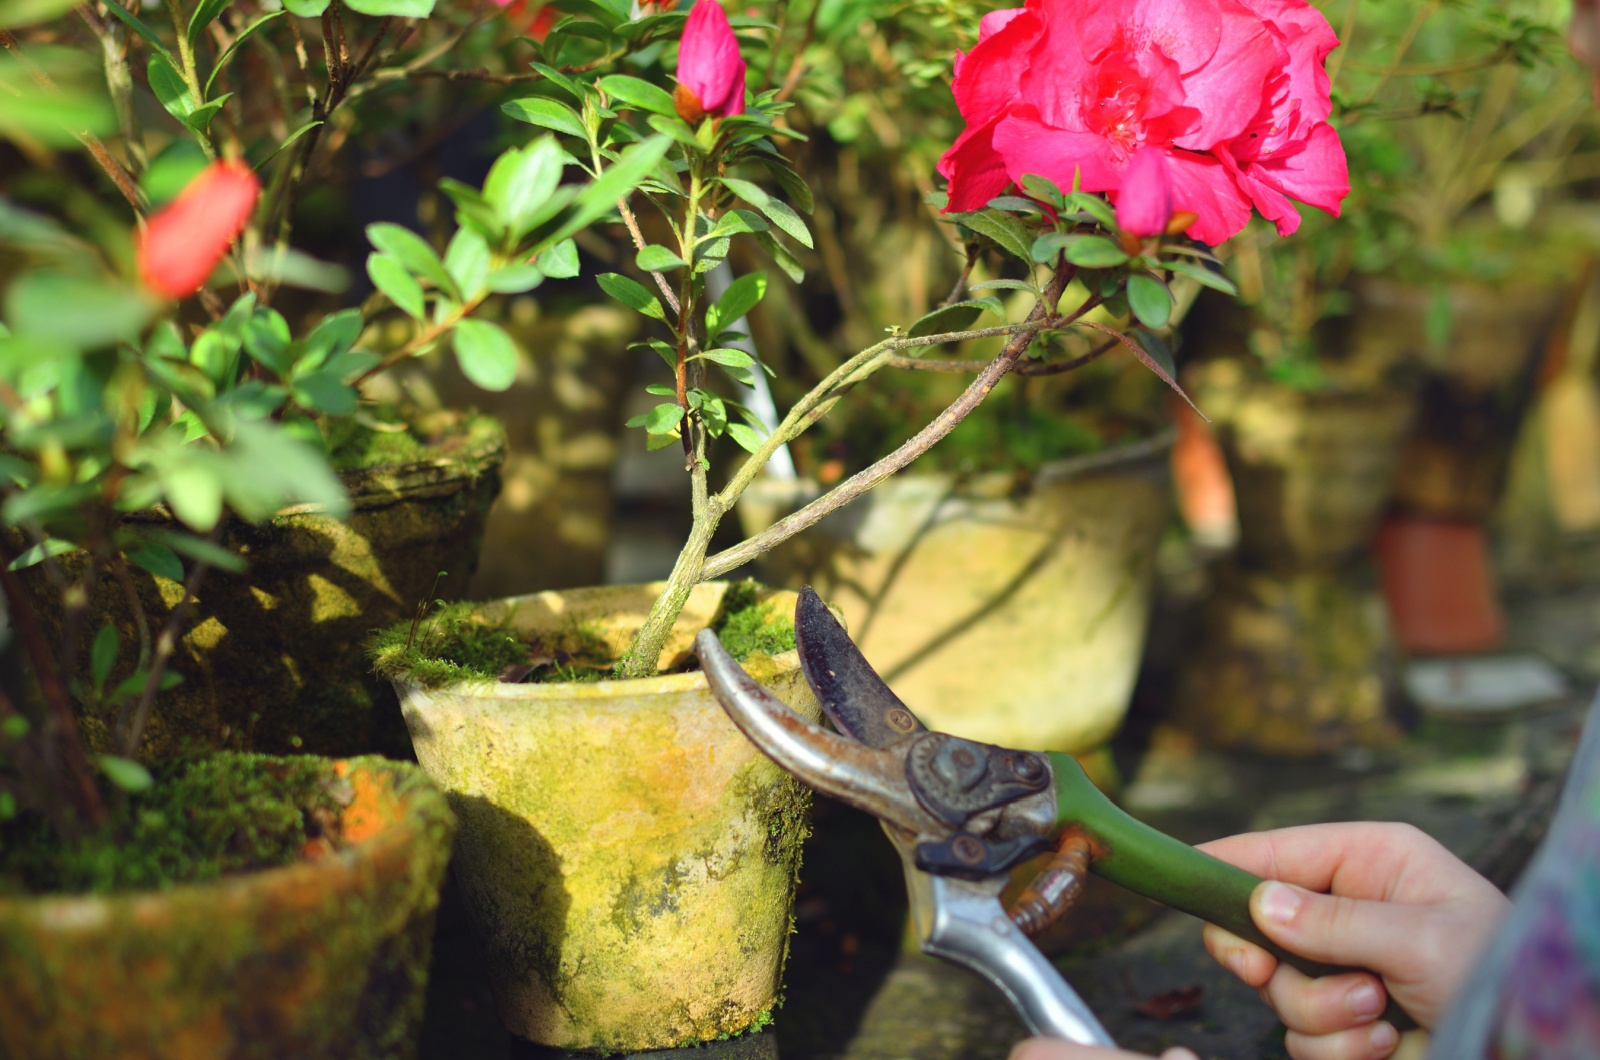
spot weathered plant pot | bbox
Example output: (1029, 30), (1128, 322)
(738, 434), (1173, 754)
(1348, 279), (1557, 523)
(23, 411), (505, 759)
(1374, 517), (1505, 655)
(1213, 383), (1414, 570)
(388, 582), (820, 1053)
(0, 755), (456, 1059)
(1172, 566), (1402, 756)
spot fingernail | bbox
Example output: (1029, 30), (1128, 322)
(1161, 1050), (1201, 1060)
(1348, 981), (1383, 1017)
(1369, 1021), (1398, 1052)
(1258, 881), (1301, 925)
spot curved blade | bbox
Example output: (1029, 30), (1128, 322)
(696, 629), (942, 835)
(795, 586), (927, 749)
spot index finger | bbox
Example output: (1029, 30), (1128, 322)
(1197, 823), (1455, 903)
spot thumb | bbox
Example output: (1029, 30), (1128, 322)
(1251, 880), (1423, 979)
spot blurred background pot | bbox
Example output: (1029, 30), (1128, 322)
(390, 582), (818, 1053)
(19, 410), (505, 759)
(0, 755), (455, 1060)
(739, 433), (1172, 755)
(1374, 517), (1506, 654)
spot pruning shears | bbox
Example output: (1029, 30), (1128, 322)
(695, 586), (1413, 1047)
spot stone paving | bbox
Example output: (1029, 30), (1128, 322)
(419, 587), (1599, 1060)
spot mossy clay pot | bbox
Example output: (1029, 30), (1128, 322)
(21, 410), (505, 759)
(0, 755), (456, 1059)
(738, 435), (1172, 754)
(390, 582), (819, 1053)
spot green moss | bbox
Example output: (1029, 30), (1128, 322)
(0, 754), (342, 895)
(373, 583), (793, 690)
(370, 603), (611, 687)
(324, 410), (439, 472)
(712, 581), (797, 662)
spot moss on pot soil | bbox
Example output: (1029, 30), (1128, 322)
(371, 579), (796, 687)
(0, 755), (345, 896)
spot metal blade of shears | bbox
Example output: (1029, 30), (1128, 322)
(795, 585), (927, 749)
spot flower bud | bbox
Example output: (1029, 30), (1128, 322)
(138, 160), (260, 298)
(1115, 147), (1173, 239)
(674, 1), (745, 123)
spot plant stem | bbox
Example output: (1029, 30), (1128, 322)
(353, 295), (482, 385)
(120, 540), (216, 758)
(703, 267), (1071, 578)
(0, 538), (105, 827)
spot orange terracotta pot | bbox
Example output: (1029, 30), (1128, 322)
(0, 755), (456, 1060)
(1373, 517), (1505, 655)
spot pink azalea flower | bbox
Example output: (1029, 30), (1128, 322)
(938, 0), (1349, 246)
(674, 1), (746, 124)
(138, 161), (260, 298)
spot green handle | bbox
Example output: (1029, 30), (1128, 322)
(1046, 753), (1416, 1032)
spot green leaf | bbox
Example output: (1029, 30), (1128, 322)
(254, 118), (321, 169)
(538, 239), (580, 279)
(597, 273), (666, 321)
(969, 279), (1037, 293)
(1126, 273), (1173, 329)
(706, 271), (766, 336)
(597, 74), (676, 116)
(1018, 174), (1066, 208)
(694, 348), (754, 369)
(302, 308), (364, 367)
(502, 96), (586, 138)
(342, 0), (435, 17)
(90, 623), (119, 694)
(550, 136), (672, 246)
(3, 272), (154, 349)
(718, 177), (811, 248)
(1064, 191), (1117, 228)
(367, 223), (454, 296)
(281, 0), (329, 13)
(0, 0), (77, 28)
(759, 158), (813, 214)
(625, 402), (684, 435)
(187, 0), (235, 45)
(705, 210), (768, 240)
(98, 755), (153, 793)
(753, 230), (803, 284)
(645, 113), (702, 151)
(138, 527), (246, 573)
(1084, 321), (1200, 416)
(163, 456), (225, 530)
(438, 179), (504, 240)
(7, 537), (72, 570)
(101, 1), (178, 67)
(725, 421), (763, 453)
(453, 319), (519, 391)
(907, 301), (987, 340)
(1063, 236), (1129, 268)
(206, 11), (284, 94)
(486, 263), (545, 294)
(1164, 258), (1238, 296)
(125, 540), (183, 582)
(148, 53), (195, 121)
(222, 417), (349, 522)
(957, 210), (1031, 262)
(291, 370), (358, 415)
(444, 227), (492, 299)
(484, 138), (567, 239)
(636, 244), (687, 272)
(367, 253), (425, 319)
(182, 95), (230, 136)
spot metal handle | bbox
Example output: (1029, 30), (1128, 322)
(903, 846), (1117, 1046)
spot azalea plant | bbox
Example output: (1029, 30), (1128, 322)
(541, 0), (1353, 677)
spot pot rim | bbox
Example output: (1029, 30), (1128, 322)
(389, 582), (803, 701)
(2, 755), (450, 918)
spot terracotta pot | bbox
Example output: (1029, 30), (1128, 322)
(1170, 400), (1237, 547)
(20, 411), (505, 758)
(388, 582), (819, 1053)
(1215, 384), (1414, 571)
(1172, 565), (1402, 756)
(738, 433), (1172, 754)
(1374, 517), (1504, 655)
(0, 755), (456, 1059)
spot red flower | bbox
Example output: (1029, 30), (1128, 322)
(498, 0), (561, 41)
(138, 161), (259, 298)
(674, 1), (746, 124)
(938, 0), (1349, 245)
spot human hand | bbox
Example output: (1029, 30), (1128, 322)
(1009, 1040), (1197, 1060)
(1199, 823), (1511, 1060)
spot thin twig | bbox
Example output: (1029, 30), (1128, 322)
(120, 534), (219, 757)
(617, 198), (681, 314)
(702, 268), (1072, 578)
